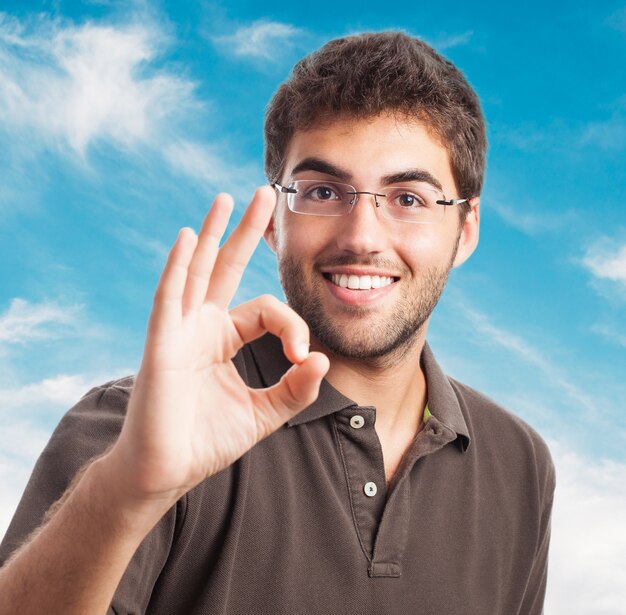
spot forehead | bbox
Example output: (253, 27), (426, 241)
(283, 113), (455, 189)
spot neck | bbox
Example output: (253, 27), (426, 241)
(313, 328), (428, 435)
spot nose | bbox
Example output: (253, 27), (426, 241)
(334, 192), (391, 255)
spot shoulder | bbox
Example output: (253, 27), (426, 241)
(77, 375), (135, 407)
(56, 344), (258, 439)
(38, 375), (137, 476)
(449, 376), (555, 490)
(60, 375), (135, 425)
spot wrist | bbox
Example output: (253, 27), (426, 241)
(87, 451), (179, 539)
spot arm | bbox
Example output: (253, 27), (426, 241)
(0, 186), (329, 614)
(0, 457), (167, 614)
(518, 458), (556, 615)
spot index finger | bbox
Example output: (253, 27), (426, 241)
(205, 185), (276, 308)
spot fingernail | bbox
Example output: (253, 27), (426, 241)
(297, 343), (310, 361)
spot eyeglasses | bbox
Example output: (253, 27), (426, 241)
(273, 180), (470, 224)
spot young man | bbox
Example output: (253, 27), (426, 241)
(0, 32), (555, 613)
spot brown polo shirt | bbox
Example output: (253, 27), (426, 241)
(0, 336), (555, 614)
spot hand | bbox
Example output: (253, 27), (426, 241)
(105, 186), (329, 509)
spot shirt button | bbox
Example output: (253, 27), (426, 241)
(364, 482), (378, 497)
(350, 415), (365, 429)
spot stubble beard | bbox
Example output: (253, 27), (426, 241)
(277, 250), (457, 367)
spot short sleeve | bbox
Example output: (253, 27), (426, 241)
(0, 377), (179, 613)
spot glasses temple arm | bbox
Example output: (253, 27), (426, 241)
(272, 182), (298, 194)
(436, 198), (471, 206)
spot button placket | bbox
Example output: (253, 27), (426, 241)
(333, 407), (387, 559)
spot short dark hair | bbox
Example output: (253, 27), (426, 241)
(264, 32), (487, 209)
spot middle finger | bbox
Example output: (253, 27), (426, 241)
(205, 185), (276, 308)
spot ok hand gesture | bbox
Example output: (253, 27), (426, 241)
(106, 186), (329, 509)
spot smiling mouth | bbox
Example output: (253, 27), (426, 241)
(323, 273), (398, 290)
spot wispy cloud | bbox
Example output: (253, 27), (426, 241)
(432, 30), (473, 50)
(487, 198), (576, 235)
(493, 119), (569, 152)
(0, 12), (197, 155)
(111, 223), (170, 269)
(164, 139), (263, 203)
(606, 6), (626, 34)
(592, 323), (626, 348)
(582, 240), (626, 285)
(0, 298), (83, 344)
(0, 10), (262, 249)
(462, 305), (596, 411)
(212, 20), (303, 61)
(578, 115), (626, 151)
(546, 441), (626, 614)
(495, 108), (626, 154)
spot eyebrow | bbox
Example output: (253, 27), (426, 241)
(290, 157), (444, 192)
(381, 169), (443, 192)
(290, 157), (352, 181)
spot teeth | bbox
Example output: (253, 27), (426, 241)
(330, 273), (395, 290)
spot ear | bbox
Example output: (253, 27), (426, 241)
(452, 197), (480, 268)
(263, 213), (277, 254)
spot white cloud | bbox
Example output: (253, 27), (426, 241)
(0, 298), (83, 344)
(0, 12), (197, 154)
(0, 419), (52, 536)
(546, 442), (626, 614)
(212, 20), (302, 61)
(582, 241), (626, 284)
(0, 373), (100, 408)
(0, 12), (262, 219)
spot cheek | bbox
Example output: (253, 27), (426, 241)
(403, 231), (451, 259)
(398, 227), (461, 274)
(277, 215), (333, 256)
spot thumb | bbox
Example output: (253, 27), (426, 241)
(257, 351), (330, 431)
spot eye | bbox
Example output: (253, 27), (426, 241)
(302, 184), (341, 201)
(315, 186), (334, 200)
(392, 191), (427, 208)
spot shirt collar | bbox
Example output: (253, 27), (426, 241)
(248, 334), (470, 449)
(420, 343), (470, 451)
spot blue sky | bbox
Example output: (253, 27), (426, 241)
(1, 0), (625, 611)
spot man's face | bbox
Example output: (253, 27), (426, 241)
(265, 113), (479, 363)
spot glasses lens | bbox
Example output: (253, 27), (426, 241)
(288, 180), (351, 216)
(381, 185), (445, 224)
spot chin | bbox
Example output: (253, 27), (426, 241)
(309, 314), (426, 363)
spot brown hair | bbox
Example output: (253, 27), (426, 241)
(264, 32), (487, 207)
